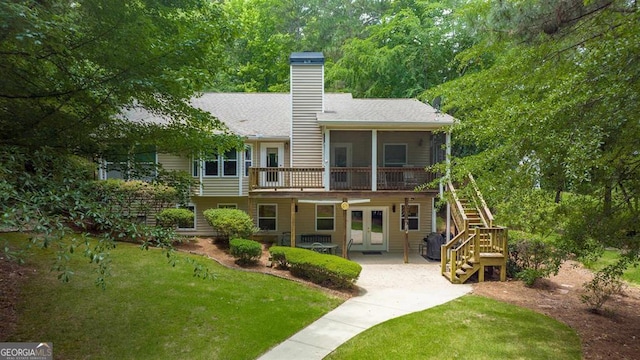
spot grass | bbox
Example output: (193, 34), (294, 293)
(1, 233), (342, 360)
(582, 249), (640, 285)
(326, 295), (581, 360)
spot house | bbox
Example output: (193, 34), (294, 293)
(104, 52), (508, 281)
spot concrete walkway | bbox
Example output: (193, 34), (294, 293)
(257, 252), (472, 360)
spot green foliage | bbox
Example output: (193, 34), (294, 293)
(229, 238), (263, 265)
(508, 231), (565, 286)
(3, 235), (342, 359)
(0, 0), (239, 155)
(269, 246), (362, 289)
(581, 271), (625, 313)
(0, 147), (188, 285)
(424, 0), (639, 273)
(326, 295), (581, 360)
(156, 208), (195, 229)
(203, 208), (258, 244)
(329, 1), (475, 98)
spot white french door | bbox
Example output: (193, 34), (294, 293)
(348, 207), (387, 251)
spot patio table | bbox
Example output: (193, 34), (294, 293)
(297, 243), (339, 255)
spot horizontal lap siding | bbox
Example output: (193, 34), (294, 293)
(201, 178), (240, 197)
(158, 153), (190, 172)
(291, 65), (323, 168)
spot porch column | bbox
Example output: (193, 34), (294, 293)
(342, 197), (348, 258)
(290, 198), (296, 247)
(371, 130), (378, 191)
(403, 197), (409, 263)
(445, 131), (451, 242)
(324, 129), (330, 191)
(248, 196), (255, 240)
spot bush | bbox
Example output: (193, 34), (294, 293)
(269, 246), (362, 289)
(229, 238), (262, 265)
(507, 231), (564, 287)
(156, 208), (194, 228)
(203, 208), (258, 244)
(581, 271), (625, 313)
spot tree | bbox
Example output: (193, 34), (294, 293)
(0, 0), (241, 283)
(425, 0), (639, 272)
(0, 0), (241, 155)
(327, 0), (477, 98)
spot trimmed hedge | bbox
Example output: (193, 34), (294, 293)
(203, 208), (257, 244)
(229, 238), (262, 265)
(156, 208), (194, 228)
(269, 246), (362, 289)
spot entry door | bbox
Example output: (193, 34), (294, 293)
(348, 207), (387, 251)
(260, 143), (284, 187)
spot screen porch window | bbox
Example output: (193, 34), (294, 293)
(383, 144), (407, 167)
(258, 204), (277, 231)
(400, 204), (419, 231)
(316, 204), (335, 231)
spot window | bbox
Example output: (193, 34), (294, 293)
(258, 204), (277, 231)
(400, 204), (420, 231)
(192, 150), (240, 177)
(103, 145), (156, 181)
(244, 145), (253, 177)
(316, 204), (335, 231)
(222, 150), (237, 176)
(383, 144), (407, 167)
(204, 157), (219, 176)
(218, 203), (237, 209)
(177, 204), (196, 230)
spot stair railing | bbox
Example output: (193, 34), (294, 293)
(468, 174), (493, 228)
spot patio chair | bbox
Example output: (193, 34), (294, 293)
(347, 238), (353, 259)
(310, 242), (328, 254)
(280, 231), (291, 246)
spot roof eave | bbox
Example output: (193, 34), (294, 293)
(317, 120), (453, 129)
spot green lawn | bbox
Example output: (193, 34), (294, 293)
(326, 295), (582, 360)
(1, 233), (342, 360)
(583, 249), (640, 285)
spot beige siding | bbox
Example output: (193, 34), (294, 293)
(158, 153), (190, 172)
(176, 197), (250, 236)
(201, 178), (240, 196)
(291, 65), (323, 167)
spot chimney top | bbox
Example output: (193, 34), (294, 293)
(289, 52), (324, 65)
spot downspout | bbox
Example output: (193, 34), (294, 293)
(445, 131), (451, 242)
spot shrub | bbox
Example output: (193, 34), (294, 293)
(203, 208), (258, 244)
(269, 246), (362, 289)
(508, 231), (565, 287)
(156, 208), (194, 228)
(581, 271), (625, 313)
(229, 238), (262, 265)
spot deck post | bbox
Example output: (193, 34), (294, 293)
(403, 197), (409, 263)
(342, 197), (348, 258)
(290, 198), (296, 247)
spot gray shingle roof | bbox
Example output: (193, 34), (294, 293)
(122, 92), (453, 138)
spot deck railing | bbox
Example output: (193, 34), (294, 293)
(249, 167), (438, 191)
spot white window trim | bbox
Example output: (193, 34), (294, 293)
(383, 143), (408, 167)
(315, 204), (335, 231)
(400, 203), (420, 231)
(222, 150), (238, 177)
(258, 203), (278, 232)
(176, 203), (197, 231)
(244, 145), (253, 177)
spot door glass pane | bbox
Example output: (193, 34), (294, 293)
(370, 210), (384, 245)
(266, 148), (278, 182)
(351, 210), (364, 244)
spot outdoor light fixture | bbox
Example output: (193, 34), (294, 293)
(392, 204), (396, 212)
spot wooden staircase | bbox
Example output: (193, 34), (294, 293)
(441, 174), (508, 284)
